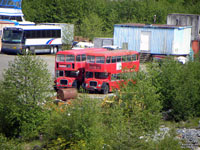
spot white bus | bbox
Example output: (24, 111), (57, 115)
(1, 25), (62, 54)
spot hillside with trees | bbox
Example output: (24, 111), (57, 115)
(22, 0), (200, 40)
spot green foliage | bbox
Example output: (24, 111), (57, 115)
(0, 54), (53, 139)
(43, 71), (162, 149)
(0, 134), (21, 150)
(43, 98), (105, 149)
(22, 0), (200, 39)
(117, 71), (162, 133)
(149, 59), (200, 121)
(80, 13), (104, 40)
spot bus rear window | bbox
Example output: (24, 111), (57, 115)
(66, 55), (75, 62)
(56, 54), (65, 62)
(96, 56), (105, 64)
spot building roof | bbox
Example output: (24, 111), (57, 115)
(168, 13), (200, 17)
(115, 23), (192, 29)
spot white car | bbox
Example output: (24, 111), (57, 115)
(102, 45), (121, 50)
(72, 42), (94, 49)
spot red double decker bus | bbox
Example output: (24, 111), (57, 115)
(83, 50), (140, 94)
(54, 48), (106, 90)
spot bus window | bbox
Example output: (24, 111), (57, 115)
(87, 56), (95, 63)
(82, 54), (86, 61)
(56, 70), (64, 77)
(65, 71), (79, 77)
(106, 56), (111, 63)
(122, 55), (127, 62)
(96, 56), (105, 64)
(76, 55), (81, 62)
(132, 54), (137, 61)
(117, 56), (122, 62)
(95, 72), (108, 79)
(86, 72), (93, 78)
(66, 55), (75, 62)
(127, 55), (132, 62)
(56, 54), (65, 62)
(112, 56), (117, 63)
(2, 30), (23, 43)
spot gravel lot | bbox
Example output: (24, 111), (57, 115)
(0, 53), (55, 80)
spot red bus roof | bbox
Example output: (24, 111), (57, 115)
(86, 50), (139, 57)
(56, 48), (107, 55)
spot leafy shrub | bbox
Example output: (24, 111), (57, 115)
(0, 134), (21, 150)
(149, 59), (200, 121)
(43, 71), (162, 149)
(0, 54), (52, 139)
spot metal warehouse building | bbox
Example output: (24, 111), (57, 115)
(113, 23), (191, 56)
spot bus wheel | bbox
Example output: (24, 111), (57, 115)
(102, 84), (109, 94)
(50, 46), (54, 54)
(53, 46), (58, 54)
(25, 47), (29, 54)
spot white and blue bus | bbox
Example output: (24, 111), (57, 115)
(1, 25), (62, 54)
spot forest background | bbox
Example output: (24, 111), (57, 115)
(22, 0), (200, 40)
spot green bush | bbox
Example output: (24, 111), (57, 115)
(0, 134), (21, 150)
(0, 54), (53, 139)
(43, 70), (162, 149)
(149, 59), (200, 121)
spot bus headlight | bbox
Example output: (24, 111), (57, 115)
(86, 83), (88, 87)
(69, 83), (71, 85)
(98, 84), (101, 87)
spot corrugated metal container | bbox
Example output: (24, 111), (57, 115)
(114, 23), (191, 55)
(93, 38), (113, 48)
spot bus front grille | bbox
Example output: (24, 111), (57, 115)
(90, 81), (97, 87)
(60, 80), (68, 85)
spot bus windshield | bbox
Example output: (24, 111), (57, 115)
(86, 72), (93, 78)
(2, 30), (23, 43)
(65, 71), (79, 77)
(95, 72), (108, 79)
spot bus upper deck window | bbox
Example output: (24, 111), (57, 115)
(122, 55), (127, 62)
(106, 56), (111, 63)
(76, 55), (81, 62)
(117, 56), (121, 62)
(132, 54), (137, 61)
(87, 56), (95, 63)
(66, 55), (75, 62)
(127, 55), (132, 62)
(112, 56), (117, 63)
(56, 54), (65, 62)
(82, 54), (86, 61)
(96, 56), (105, 64)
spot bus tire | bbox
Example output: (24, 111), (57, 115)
(102, 84), (109, 94)
(50, 46), (54, 54)
(53, 46), (58, 54)
(25, 47), (30, 54)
